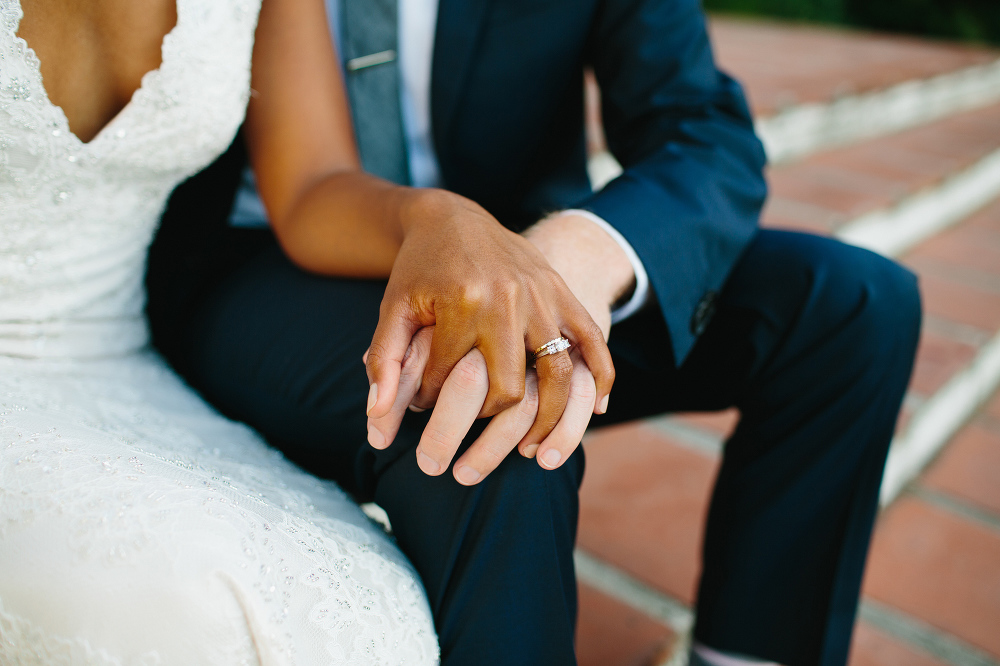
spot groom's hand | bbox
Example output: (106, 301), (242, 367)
(364, 190), (615, 457)
(368, 341), (598, 484)
(367, 210), (637, 483)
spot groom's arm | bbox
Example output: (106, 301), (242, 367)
(370, 0), (768, 481)
(576, 0), (768, 364)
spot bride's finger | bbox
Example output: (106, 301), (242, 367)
(367, 327), (434, 449)
(527, 354), (596, 471)
(452, 372), (538, 486)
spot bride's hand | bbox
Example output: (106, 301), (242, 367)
(363, 189), (614, 458)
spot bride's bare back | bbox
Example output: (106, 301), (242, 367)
(16, 0), (178, 143)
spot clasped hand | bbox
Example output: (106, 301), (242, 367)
(363, 191), (618, 484)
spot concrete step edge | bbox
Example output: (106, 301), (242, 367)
(758, 58), (1000, 164)
(586, 57), (1000, 189)
(836, 147), (1000, 256)
(880, 326), (1000, 505)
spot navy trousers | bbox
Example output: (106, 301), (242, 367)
(147, 220), (920, 665)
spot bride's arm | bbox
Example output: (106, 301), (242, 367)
(244, 0), (615, 462)
(244, 0), (406, 277)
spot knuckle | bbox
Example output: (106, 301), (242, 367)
(479, 441), (507, 467)
(457, 282), (487, 309)
(452, 356), (488, 391)
(420, 428), (456, 456)
(365, 341), (391, 367)
(499, 280), (524, 312)
(584, 319), (604, 341)
(544, 353), (574, 382)
(491, 377), (525, 407)
(518, 386), (540, 418)
(573, 377), (598, 404)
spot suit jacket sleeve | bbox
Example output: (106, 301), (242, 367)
(578, 0), (768, 365)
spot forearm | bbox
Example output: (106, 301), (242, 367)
(269, 171), (406, 277)
(271, 175), (483, 279)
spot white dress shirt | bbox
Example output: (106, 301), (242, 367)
(230, 0), (649, 322)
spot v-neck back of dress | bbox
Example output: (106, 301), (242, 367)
(0, 0), (260, 358)
(16, 0), (180, 146)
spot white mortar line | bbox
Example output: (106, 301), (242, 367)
(758, 58), (1000, 164)
(574, 549), (695, 633)
(859, 600), (1000, 666)
(836, 147), (1000, 256)
(880, 328), (1000, 505)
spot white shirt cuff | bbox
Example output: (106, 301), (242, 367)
(556, 209), (651, 324)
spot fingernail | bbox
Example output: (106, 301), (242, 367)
(366, 383), (378, 415)
(455, 465), (481, 485)
(541, 449), (562, 468)
(598, 394), (610, 415)
(522, 443), (539, 459)
(417, 450), (440, 475)
(408, 403), (426, 413)
(367, 424), (386, 449)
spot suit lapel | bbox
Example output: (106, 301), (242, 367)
(431, 0), (492, 163)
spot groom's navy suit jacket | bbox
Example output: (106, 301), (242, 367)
(426, 0), (767, 364)
(151, 0), (768, 370)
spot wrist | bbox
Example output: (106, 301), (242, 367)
(524, 213), (635, 311)
(395, 187), (490, 239)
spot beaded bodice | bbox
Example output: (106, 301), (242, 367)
(0, 0), (258, 358)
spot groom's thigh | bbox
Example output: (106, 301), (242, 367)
(179, 243), (387, 495)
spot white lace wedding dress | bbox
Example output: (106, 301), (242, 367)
(0, 0), (438, 663)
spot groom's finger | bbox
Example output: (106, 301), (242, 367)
(415, 349), (489, 476)
(452, 372), (538, 485)
(367, 327), (433, 449)
(366, 303), (422, 420)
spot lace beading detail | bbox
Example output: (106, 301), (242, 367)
(0, 0), (439, 662)
(0, 0), (257, 358)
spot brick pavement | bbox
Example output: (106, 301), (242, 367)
(574, 16), (1000, 666)
(762, 103), (1000, 235)
(709, 17), (998, 117)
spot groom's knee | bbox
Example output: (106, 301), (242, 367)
(734, 231), (921, 376)
(373, 442), (584, 609)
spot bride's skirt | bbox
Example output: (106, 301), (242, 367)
(0, 351), (438, 665)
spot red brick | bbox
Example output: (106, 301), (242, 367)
(760, 197), (841, 234)
(894, 404), (914, 437)
(863, 498), (1000, 656)
(764, 103), (1000, 233)
(767, 163), (902, 218)
(922, 422), (1000, 515)
(848, 622), (948, 666)
(810, 143), (957, 194)
(708, 17), (998, 117)
(967, 196), (1000, 235)
(913, 272), (1000, 333)
(988, 391), (1000, 422)
(906, 209), (1000, 278)
(672, 409), (740, 438)
(576, 584), (676, 666)
(579, 422), (719, 604)
(908, 332), (978, 396)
